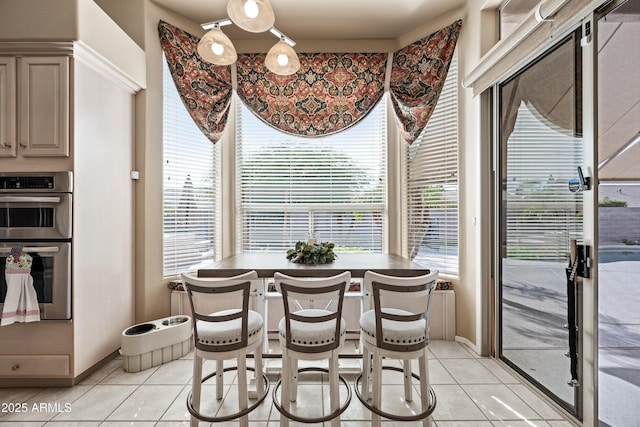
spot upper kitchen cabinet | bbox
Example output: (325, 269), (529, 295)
(0, 57), (16, 157)
(0, 56), (70, 158)
(19, 56), (70, 157)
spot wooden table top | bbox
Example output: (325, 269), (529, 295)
(197, 252), (430, 278)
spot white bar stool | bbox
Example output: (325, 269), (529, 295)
(272, 271), (352, 427)
(181, 271), (269, 427)
(355, 270), (439, 427)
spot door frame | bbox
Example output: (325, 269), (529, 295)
(579, 11), (598, 427)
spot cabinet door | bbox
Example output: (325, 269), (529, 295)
(0, 57), (17, 158)
(18, 56), (69, 157)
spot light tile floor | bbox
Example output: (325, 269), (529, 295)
(0, 340), (578, 426)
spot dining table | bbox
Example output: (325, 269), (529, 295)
(197, 252), (431, 279)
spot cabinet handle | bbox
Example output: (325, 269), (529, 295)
(2, 143), (11, 148)
(19, 143), (27, 148)
(11, 364), (20, 371)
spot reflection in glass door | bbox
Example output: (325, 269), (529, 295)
(497, 30), (584, 416)
(597, 1), (640, 425)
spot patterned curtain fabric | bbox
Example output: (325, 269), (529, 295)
(157, 20), (463, 144)
(235, 53), (387, 136)
(390, 20), (462, 145)
(158, 20), (232, 143)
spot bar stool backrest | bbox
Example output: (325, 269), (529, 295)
(274, 271), (351, 354)
(181, 271), (259, 353)
(363, 270), (439, 352)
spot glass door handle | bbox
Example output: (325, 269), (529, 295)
(568, 166), (591, 193)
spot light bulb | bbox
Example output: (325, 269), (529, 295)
(244, 0), (259, 18)
(277, 53), (289, 66)
(211, 42), (225, 56)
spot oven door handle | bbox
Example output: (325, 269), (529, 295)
(0, 247), (60, 253)
(0, 196), (62, 203)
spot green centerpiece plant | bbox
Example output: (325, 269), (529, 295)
(286, 241), (337, 264)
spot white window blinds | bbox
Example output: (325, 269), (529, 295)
(407, 52), (459, 274)
(162, 58), (219, 276)
(236, 96), (387, 253)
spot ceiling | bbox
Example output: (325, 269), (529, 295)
(150, 0), (466, 41)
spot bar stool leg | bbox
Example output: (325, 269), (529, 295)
(255, 347), (264, 395)
(404, 359), (413, 402)
(329, 352), (340, 427)
(191, 355), (203, 427)
(216, 360), (224, 400)
(260, 279), (269, 355)
(361, 346), (371, 401)
(280, 351), (291, 427)
(419, 348), (432, 427)
(371, 351), (382, 427)
(237, 355), (249, 427)
(290, 358), (299, 402)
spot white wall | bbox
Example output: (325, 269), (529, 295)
(456, 0), (499, 353)
(73, 58), (136, 375)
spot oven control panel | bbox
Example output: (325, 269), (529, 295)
(0, 176), (54, 190)
(0, 172), (72, 193)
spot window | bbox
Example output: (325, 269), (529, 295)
(236, 97), (387, 253)
(162, 58), (219, 276)
(406, 52), (459, 274)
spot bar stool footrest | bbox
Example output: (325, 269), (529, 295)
(354, 365), (437, 422)
(187, 366), (270, 423)
(273, 367), (352, 423)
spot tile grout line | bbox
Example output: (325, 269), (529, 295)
(431, 345), (493, 424)
(157, 382), (190, 424)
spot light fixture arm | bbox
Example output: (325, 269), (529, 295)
(201, 19), (296, 47)
(269, 27), (296, 46)
(201, 19), (233, 30)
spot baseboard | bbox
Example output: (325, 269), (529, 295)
(72, 349), (121, 385)
(455, 335), (480, 355)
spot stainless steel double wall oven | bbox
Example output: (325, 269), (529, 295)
(0, 172), (72, 320)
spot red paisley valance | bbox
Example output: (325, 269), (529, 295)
(236, 53), (387, 136)
(158, 21), (232, 144)
(390, 20), (462, 144)
(158, 19), (461, 144)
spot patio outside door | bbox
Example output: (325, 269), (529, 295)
(497, 29), (584, 417)
(596, 1), (640, 425)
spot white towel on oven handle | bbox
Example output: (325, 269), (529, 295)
(1, 250), (41, 327)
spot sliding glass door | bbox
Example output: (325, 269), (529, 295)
(596, 1), (640, 425)
(497, 30), (584, 416)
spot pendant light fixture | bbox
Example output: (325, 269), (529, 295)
(197, 0), (299, 75)
(227, 0), (275, 33)
(265, 34), (300, 75)
(196, 22), (237, 65)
